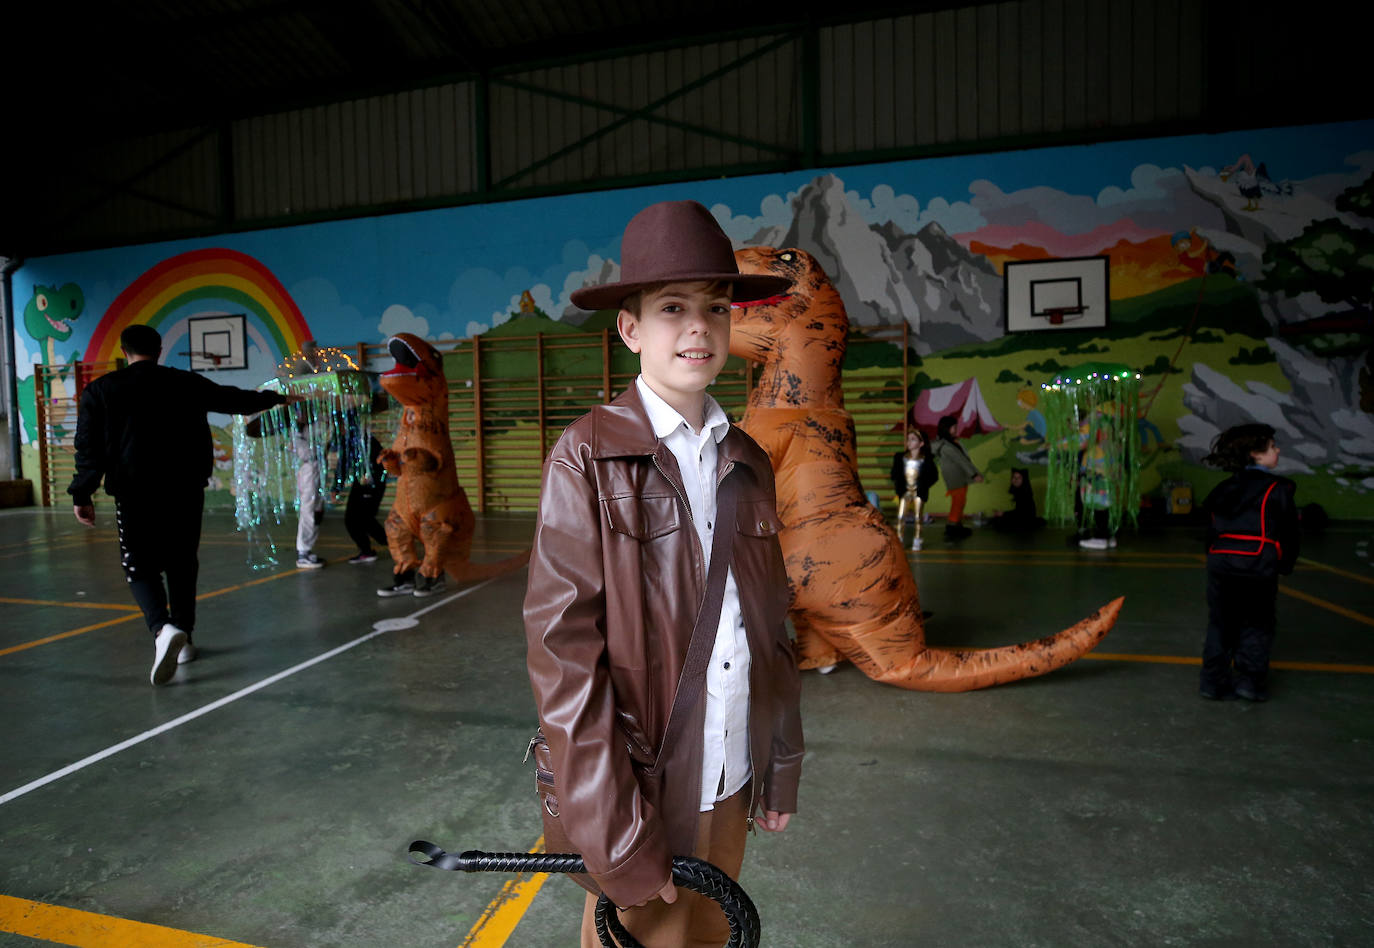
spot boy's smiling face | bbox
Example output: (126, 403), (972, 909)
(617, 280), (731, 427)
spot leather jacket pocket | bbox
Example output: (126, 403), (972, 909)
(736, 498), (781, 538)
(603, 493), (681, 540)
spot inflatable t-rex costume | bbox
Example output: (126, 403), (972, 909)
(730, 247), (1122, 691)
(379, 333), (529, 585)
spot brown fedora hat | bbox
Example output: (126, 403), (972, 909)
(570, 200), (792, 311)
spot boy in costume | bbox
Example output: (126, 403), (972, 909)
(523, 200), (804, 947)
(1198, 423), (1299, 702)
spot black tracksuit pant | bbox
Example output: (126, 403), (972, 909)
(345, 481), (387, 553)
(114, 488), (204, 636)
(1201, 570), (1278, 692)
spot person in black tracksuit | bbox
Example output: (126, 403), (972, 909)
(69, 324), (290, 685)
(1198, 423), (1300, 702)
(342, 433), (388, 563)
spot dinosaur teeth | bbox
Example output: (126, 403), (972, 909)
(46, 315), (70, 333)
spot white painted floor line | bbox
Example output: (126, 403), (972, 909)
(0, 578), (497, 807)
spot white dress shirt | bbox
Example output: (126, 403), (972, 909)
(635, 377), (753, 811)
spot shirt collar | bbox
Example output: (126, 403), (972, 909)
(635, 376), (729, 444)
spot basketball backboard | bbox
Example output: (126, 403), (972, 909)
(1004, 256), (1109, 333)
(187, 314), (248, 370)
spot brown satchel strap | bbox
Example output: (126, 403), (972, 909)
(655, 467), (740, 769)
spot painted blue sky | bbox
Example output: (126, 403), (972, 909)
(13, 118), (1373, 375)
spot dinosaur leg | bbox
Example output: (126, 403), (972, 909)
(418, 512), (461, 579)
(791, 610), (843, 671)
(385, 509), (422, 575)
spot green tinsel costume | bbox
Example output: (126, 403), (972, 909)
(1040, 362), (1141, 536)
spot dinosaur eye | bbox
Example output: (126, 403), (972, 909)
(778, 252), (795, 263)
(36, 294), (48, 311)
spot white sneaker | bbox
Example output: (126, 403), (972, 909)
(296, 551), (326, 569)
(911, 538), (923, 551)
(151, 624), (187, 685)
(1079, 537), (1110, 550)
(817, 663), (839, 675)
(177, 640), (198, 664)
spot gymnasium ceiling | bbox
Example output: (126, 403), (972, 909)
(9, 0), (924, 141)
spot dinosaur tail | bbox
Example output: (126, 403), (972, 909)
(444, 548), (531, 584)
(873, 597), (1124, 693)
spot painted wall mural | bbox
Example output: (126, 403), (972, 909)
(11, 119), (1373, 517)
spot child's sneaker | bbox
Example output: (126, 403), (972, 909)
(348, 551), (378, 564)
(296, 551), (326, 569)
(1078, 537), (1110, 550)
(413, 573), (447, 598)
(911, 537), (923, 551)
(378, 570), (416, 597)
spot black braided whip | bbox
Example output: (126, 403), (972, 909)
(409, 841), (761, 948)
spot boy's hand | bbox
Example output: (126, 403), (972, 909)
(73, 504), (95, 526)
(757, 810), (791, 832)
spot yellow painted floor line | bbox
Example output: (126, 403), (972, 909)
(0, 613), (142, 657)
(0, 568), (302, 658)
(1297, 555), (1374, 587)
(459, 836), (551, 948)
(0, 597), (140, 611)
(0, 893), (264, 947)
(1279, 585), (1374, 628)
(1081, 652), (1374, 674)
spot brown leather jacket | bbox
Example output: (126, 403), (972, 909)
(523, 384), (804, 908)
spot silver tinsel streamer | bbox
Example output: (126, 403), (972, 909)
(231, 348), (375, 568)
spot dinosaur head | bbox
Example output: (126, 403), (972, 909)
(381, 332), (446, 408)
(730, 247), (848, 367)
(23, 283), (84, 343)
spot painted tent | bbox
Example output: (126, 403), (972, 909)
(907, 378), (1004, 437)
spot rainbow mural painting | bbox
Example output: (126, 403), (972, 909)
(84, 248), (312, 365)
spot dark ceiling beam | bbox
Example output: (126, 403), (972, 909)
(301, 0), (416, 77)
(492, 75), (795, 156)
(396, 0), (493, 72)
(52, 128), (222, 228)
(493, 31), (798, 189)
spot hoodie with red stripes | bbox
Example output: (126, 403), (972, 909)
(1203, 467), (1300, 577)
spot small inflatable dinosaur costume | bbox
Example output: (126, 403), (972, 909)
(380, 333), (529, 586)
(730, 247), (1122, 691)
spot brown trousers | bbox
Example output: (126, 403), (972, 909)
(579, 788), (749, 948)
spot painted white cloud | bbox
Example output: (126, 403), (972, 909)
(917, 196), (987, 234)
(14, 332), (35, 377)
(713, 194), (798, 243)
(488, 283), (560, 326)
(969, 167), (1225, 235)
(378, 304), (430, 340)
(553, 254), (614, 318)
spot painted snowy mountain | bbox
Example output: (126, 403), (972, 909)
(562, 173), (1006, 354)
(764, 173), (1005, 354)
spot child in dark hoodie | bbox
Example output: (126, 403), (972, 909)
(1198, 423), (1299, 702)
(990, 467), (1045, 533)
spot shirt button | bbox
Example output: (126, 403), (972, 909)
(707, 521), (712, 529)
(723, 661), (730, 669)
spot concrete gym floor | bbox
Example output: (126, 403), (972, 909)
(1, 505), (1371, 947)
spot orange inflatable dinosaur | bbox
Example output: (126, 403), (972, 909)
(730, 248), (1122, 691)
(379, 333), (529, 587)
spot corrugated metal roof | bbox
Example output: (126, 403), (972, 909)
(9, 0), (911, 138)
